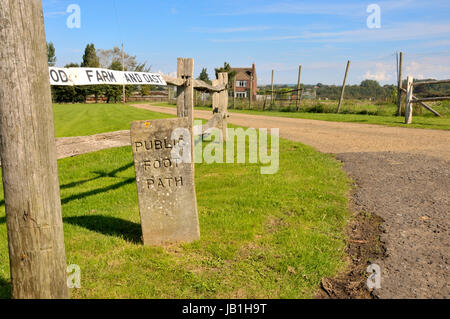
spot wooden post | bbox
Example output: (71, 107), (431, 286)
(212, 79), (220, 114)
(218, 73), (228, 142)
(176, 58), (194, 122)
(396, 52), (403, 116)
(405, 76), (414, 124)
(249, 74), (253, 109)
(336, 60), (350, 113)
(122, 43), (126, 104)
(0, 0), (69, 298)
(296, 65), (302, 111)
(271, 70), (274, 107)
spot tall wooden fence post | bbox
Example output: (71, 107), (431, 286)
(176, 58), (195, 163)
(218, 72), (228, 142)
(271, 70), (274, 108)
(336, 60), (350, 113)
(176, 58), (194, 122)
(0, 0), (69, 298)
(396, 52), (403, 116)
(405, 76), (414, 124)
(296, 65), (302, 111)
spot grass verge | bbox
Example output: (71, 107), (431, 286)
(0, 103), (350, 298)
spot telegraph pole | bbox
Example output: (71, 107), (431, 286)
(396, 52), (404, 116)
(296, 65), (302, 111)
(0, 0), (68, 298)
(336, 60), (350, 113)
(122, 43), (126, 104)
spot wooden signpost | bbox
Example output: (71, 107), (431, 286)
(0, 0), (68, 298)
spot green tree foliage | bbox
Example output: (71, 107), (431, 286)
(360, 79), (381, 88)
(81, 43), (100, 67)
(47, 42), (56, 66)
(197, 68), (211, 84)
(81, 44), (101, 102)
(215, 62), (237, 96)
(51, 63), (87, 103)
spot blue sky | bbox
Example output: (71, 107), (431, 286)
(42, 0), (450, 85)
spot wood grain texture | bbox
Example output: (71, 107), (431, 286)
(218, 73), (228, 142)
(296, 65), (302, 111)
(405, 76), (414, 124)
(400, 87), (441, 117)
(193, 79), (226, 92)
(0, 0), (68, 298)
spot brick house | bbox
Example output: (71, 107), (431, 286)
(230, 63), (257, 100)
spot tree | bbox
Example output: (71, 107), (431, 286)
(197, 68), (211, 84)
(360, 79), (380, 88)
(51, 63), (87, 103)
(103, 60), (123, 103)
(97, 46), (152, 103)
(97, 46), (151, 72)
(81, 44), (101, 102)
(47, 42), (56, 66)
(81, 43), (100, 67)
(215, 62), (237, 95)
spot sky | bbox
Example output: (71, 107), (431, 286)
(42, 0), (450, 86)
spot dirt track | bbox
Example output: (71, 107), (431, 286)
(134, 104), (450, 160)
(134, 104), (450, 299)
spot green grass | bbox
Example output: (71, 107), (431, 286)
(53, 103), (173, 137)
(153, 102), (450, 130)
(0, 103), (351, 298)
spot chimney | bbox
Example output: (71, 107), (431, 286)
(252, 63), (256, 99)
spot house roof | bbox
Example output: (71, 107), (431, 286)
(230, 67), (256, 80)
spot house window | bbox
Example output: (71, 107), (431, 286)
(236, 80), (247, 88)
(235, 92), (247, 98)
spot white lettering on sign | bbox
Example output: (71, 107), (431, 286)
(49, 67), (167, 86)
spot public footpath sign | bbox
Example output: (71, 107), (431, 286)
(49, 67), (167, 86)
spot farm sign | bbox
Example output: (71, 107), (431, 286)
(49, 67), (167, 86)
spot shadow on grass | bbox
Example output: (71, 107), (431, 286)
(64, 215), (141, 244)
(0, 277), (11, 299)
(61, 177), (135, 205)
(0, 163), (135, 223)
(60, 162), (134, 190)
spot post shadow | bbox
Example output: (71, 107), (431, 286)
(0, 277), (11, 299)
(64, 215), (142, 244)
(59, 162), (134, 190)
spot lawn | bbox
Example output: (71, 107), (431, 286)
(154, 102), (450, 131)
(0, 103), (350, 298)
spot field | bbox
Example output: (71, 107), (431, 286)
(0, 103), (351, 298)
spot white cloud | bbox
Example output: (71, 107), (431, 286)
(210, 0), (448, 17)
(405, 57), (450, 80)
(44, 11), (67, 18)
(364, 64), (392, 82)
(208, 22), (450, 44)
(192, 26), (271, 33)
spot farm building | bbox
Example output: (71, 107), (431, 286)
(230, 63), (257, 100)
